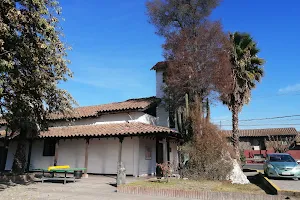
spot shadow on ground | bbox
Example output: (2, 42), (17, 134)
(247, 174), (276, 195)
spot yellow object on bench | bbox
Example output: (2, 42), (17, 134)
(48, 165), (70, 171)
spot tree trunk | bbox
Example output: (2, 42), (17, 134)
(12, 130), (27, 174)
(206, 98), (210, 123)
(232, 103), (240, 159)
(0, 131), (9, 171)
(26, 139), (33, 172)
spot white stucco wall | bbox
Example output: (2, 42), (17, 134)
(156, 70), (165, 98)
(30, 140), (55, 170)
(138, 138), (156, 176)
(57, 139), (85, 168)
(5, 141), (18, 170)
(50, 112), (157, 127)
(29, 137), (138, 175)
(157, 105), (169, 127)
(155, 70), (170, 128)
(88, 137), (135, 175)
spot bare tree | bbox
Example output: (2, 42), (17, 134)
(163, 22), (232, 139)
(265, 135), (295, 153)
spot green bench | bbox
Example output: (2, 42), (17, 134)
(33, 168), (86, 184)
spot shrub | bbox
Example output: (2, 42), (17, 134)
(157, 162), (173, 182)
(182, 123), (234, 180)
(240, 151), (246, 164)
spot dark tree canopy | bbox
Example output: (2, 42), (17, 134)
(0, 0), (75, 172)
(146, 0), (221, 36)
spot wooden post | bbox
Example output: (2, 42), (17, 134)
(117, 136), (125, 186)
(83, 138), (89, 178)
(162, 138), (168, 163)
(118, 137), (124, 165)
(54, 139), (59, 166)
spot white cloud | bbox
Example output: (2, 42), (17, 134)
(278, 84), (300, 94)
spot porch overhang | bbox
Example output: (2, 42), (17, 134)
(0, 122), (179, 140)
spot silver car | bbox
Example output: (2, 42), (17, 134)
(264, 153), (300, 180)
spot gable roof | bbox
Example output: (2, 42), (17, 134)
(151, 61), (168, 71)
(151, 61), (180, 71)
(49, 96), (160, 120)
(0, 97), (159, 124)
(0, 122), (178, 138)
(222, 127), (298, 137)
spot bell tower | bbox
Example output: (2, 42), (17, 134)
(151, 62), (172, 128)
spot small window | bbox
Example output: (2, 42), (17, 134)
(169, 110), (175, 128)
(162, 72), (167, 83)
(43, 139), (56, 156)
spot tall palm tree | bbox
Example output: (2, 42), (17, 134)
(222, 32), (265, 156)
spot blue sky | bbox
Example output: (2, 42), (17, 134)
(59, 0), (300, 130)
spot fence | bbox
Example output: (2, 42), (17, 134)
(244, 150), (300, 163)
(118, 186), (283, 200)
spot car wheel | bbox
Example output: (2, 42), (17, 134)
(293, 178), (299, 181)
(264, 170), (269, 178)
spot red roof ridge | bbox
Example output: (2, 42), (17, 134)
(222, 127), (298, 137)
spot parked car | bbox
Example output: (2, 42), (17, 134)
(264, 153), (300, 180)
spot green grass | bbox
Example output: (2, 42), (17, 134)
(126, 179), (265, 194)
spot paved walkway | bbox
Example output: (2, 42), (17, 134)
(246, 166), (300, 193)
(270, 179), (300, 191)
(0, 175), (298, 200)
(0, 175), (182, 200)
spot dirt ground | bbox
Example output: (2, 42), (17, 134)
(0, 175), (298, 200)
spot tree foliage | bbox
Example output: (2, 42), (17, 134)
(147, 0), (231, 140)
(163, 21), (231, 109)
(220, 32), (265, 154)
(146, 0), (221, 36)
(0, 0), (75, 173)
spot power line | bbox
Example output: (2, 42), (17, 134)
(212, 114), (300, 122)
(240, 115), (300, 122)
(221, 123), (300, 126)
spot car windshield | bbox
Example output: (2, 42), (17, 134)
(269, 155), (295, 162)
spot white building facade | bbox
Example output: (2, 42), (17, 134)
(0, 62), (179, 177)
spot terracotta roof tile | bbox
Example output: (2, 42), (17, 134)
(0, 97), (159, 124)
(151, 61), (168, 71)
(39, 122), (177, 138)
(0, 97), (157, 124)
(48, 96), (159, 120)
(222, 127), (298, 137)
(296, 133), (300, 143)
